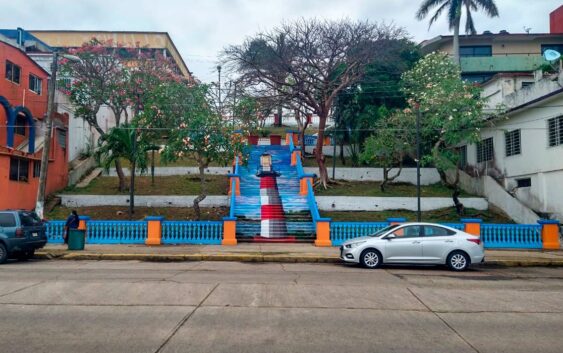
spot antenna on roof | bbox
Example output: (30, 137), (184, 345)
(523, 26), (532, 34)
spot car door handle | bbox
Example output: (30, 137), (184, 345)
(412, 241), (422, 244)
(445, 240), (454, 243)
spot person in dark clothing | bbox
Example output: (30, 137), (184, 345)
(64, 210), (80, 244)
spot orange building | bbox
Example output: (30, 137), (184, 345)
(0, 36), (68, 211)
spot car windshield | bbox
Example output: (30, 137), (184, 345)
(369, 225), (399, 237)
(19, 211), (42, 226)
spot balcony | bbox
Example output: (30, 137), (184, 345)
(460, 54), (547, 73)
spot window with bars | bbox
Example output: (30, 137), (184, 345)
(33, 161), (41, 178)
(9, 158), (29, 182)
(5, 60), (21, 84)
(505, 129), (521, 157)
(476, 137), (494, 163)
(29, 74), (42, 95)
(548, 116), (563, 147)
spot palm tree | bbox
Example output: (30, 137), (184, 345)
(96, 124), (148, 219)
(416, 0), (499, 64)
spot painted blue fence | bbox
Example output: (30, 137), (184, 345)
(162, 221), (223, 244)
(46, 221), (66, 244)
(331, 222), (389, 246)
(88, 221), (147, 244)
(481, 224), (542, 249)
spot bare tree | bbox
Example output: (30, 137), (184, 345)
(224, 19), (408, 187)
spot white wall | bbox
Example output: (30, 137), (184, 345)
(60, 195), (230, 208)
(316, 196), (488, 212)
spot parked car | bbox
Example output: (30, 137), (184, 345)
(0, 210), (47, 264)
(340, 223), (484, 271)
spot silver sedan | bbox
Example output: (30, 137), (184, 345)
(340, 223), (485, 271)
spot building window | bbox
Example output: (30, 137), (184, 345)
(516, 178), (532, 188)
(56, 129), (67, 149)
(505, 129), (521, 157)
(9, 158), (29, 182)
(29, 74), (42, 95)
(541, 44), (563, 54)
(461, 73), (494, 84)
(521, 81), (534, 88)
(477, 137), (494, 163)
(457, 145), (467, 168)
(15, 114), (27, 136)
(33, 161), (41, 178)
(5, 60), (21, 84)
(548, 116), (563, 147)
(460, 46), (492, 57)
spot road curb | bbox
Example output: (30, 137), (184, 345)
(34, 251), (563, 266)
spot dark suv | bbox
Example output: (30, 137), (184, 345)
(0, 210), (47, 264)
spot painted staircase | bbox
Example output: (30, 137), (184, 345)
(234, 145), (315, 241)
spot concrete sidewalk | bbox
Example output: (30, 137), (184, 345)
(36, 244), (563, 267)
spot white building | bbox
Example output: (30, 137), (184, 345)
(462, 69), (563, 220)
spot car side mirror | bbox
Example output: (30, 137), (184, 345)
(385, 234), (396, 240)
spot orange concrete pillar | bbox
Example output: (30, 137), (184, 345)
(222, 217), (237, 246)
(387, 218), (406, 226)
(300, 176), (313, 196)
(145, 216), (164, 246)
(77, 216), (89, 231)
(228, 176), (240, 196)
(462, 218), (482, 236)
(323, 136), (331, 146)
(291, 150), (302, 166)
(315, 219), (332, 247)
(538, 220), (560, 250)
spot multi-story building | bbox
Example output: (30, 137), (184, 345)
(0, 32), (68, 210)
(421, 5), (563, 83)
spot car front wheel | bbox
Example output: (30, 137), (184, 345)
(447, 251), (470, 271)
(360, 249), (382, 269)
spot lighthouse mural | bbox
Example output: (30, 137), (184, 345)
(257, 153), (287, 238)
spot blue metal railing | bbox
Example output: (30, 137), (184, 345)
(88, 220), (147, 244)
(162, 221), (223, 244)
(331, 222), (389, 246)
(481, 224), (542, 249)
(306, 178), (321, 223)
(46, 221), (66, 243)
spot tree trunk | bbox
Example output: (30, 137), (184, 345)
(381, 166), (403, 192)
(315, 113), (329, 188)
(115, 159), (126, 192)
(193, 165), (207, 220)
(128, 160), (136, 220)
(452, 5), (462, 66)
(277, 106), (283, 127)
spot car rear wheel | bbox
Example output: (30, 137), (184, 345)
(0, 243), (7, 264)
(360, 249), (382, 269)
(447, 251), (470, 271)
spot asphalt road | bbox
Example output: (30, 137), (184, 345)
(1, 260), (563, 353)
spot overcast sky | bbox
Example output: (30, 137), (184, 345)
(4, 0), (561, 82)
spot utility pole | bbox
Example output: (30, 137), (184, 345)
(35, 52), (58, 219)
(416, 105), (422, 222)
(129, 129), (137, 220)
(232, 81), (237, 127)
(217, 65), (222, 117)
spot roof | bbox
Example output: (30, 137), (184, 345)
(421, 32), (563, 53)
(0, 28), (52, 53)
(0, 39), (50, 77)
(29, 30), (192, 79)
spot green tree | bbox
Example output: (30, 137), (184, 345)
(147, 84), (245, 219)
(96, 124), (148, 219)
(401, 52), (486, 213)
(360, 111), (416, 191)
(416, 0), (499, 64)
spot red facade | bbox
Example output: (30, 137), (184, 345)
(0, 41), (68, 211)
(550, 5), (563, 34)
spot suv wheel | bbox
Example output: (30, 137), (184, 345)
(0, 243), (7, 264)
(447, 251), (470, 271)
(360, 249), (382, 269)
